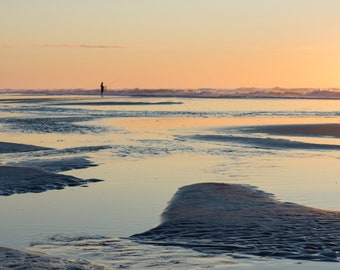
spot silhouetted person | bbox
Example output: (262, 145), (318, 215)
(100, 82), (105, 97)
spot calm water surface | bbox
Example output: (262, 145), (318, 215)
(0, 95), (340, 268)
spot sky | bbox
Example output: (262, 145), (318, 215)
(1, 0), (340, 90)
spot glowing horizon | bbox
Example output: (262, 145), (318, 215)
(1, 0), (340, 90)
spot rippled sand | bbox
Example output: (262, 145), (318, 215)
(132, 183), (340, 262)
(1, 96), (340, 269)
(0, 142), (103, 196)
(0, 247), (107, 269)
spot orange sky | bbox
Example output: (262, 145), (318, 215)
(1, 0), (340, 89)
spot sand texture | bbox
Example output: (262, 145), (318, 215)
(0, 141), (103, 196)
(55, 101), (183, 106)
(189, 123), (340, 150)
(190, 134), (340, 150)
(132, 183), (340, 262)
(242, 123), (340, 138)
(0, 166), (102, 196)
(10, 157), (97, 173)
(0, 247), (107, 270)
(0, 142), (51, 153)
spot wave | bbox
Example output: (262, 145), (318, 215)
(2, 87), (340, 99)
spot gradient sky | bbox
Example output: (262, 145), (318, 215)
(1, 0), (340, 89)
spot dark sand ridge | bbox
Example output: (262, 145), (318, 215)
(9, 156), (97, 173)
(132, 183), (340, 262)
(53, 101), (183, 106)
(0, 166), (102, 196)
(240, 123), (340, 138)
(0, 141), (103, 196)
(0, 247), (108, 269)
(0, 141), (107, 268)
(190, 134), (340, 150)
(0, 142), (51, 153)
(0, 97), (62, 104)
(189, 123), (340, 150)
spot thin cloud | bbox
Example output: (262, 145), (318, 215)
(79, 44), (126, 49)
(276, 45), (320, 52)
(38, 44), (127, 49)
(1, 45), (13, 48)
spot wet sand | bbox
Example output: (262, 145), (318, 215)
(132, 183), (340, 262)
(241, 123), (340, 138)
(190, 134), (340, 150)
(55, 101), (183, 106)
(1, 121), (340, 267)
(188, 123), (340, 150)
(0, 141), (106, 268)
(0, 166), (102, 196)
(0, 142), (51, 153)
(0, 247), (107, 269)
(0, 141), (103, 196)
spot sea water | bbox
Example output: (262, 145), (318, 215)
(0, 94), (340, 269)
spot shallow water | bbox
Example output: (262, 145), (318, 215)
(28, 235), (340, 269)
(1, 95), (340, 268)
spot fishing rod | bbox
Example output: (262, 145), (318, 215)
(104, 79), (119, 89)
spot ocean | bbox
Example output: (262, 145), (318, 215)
(0, 91), (340, 269)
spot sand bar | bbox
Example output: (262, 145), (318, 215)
(55, 101), (183, 106)
(10, 157), (97, 173)
(132, 183), (340, 262)
(0, 166), (102, 196)
(0, 247), (107, 269)
(241, 123), (340, 138)
(190, 134), (340, 150)
(0, 142), (51, 153)
(0, 140), (103, 195)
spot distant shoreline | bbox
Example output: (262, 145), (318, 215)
(1, 88), (340, 100)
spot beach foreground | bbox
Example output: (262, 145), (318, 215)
(0, 141), (107, 268)
(0, 141), (103, 196)
(1, 96), (340, 269)
(132, 183), (340, 262)
(0, 247), (107, 270)
(0, 166), (102, 196)
(3, 183), (340, 269)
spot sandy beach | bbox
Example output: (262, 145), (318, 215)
(0, 247), (107, 270)
(241, 123), (340, 138)
(0, 140), (107, 268)
(0, 142), (51, 153)
(0, 142), (102, 196)
(3, 0), (340, 267)
(1, 95), (340, 269)
(133, 183), (340, 262)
